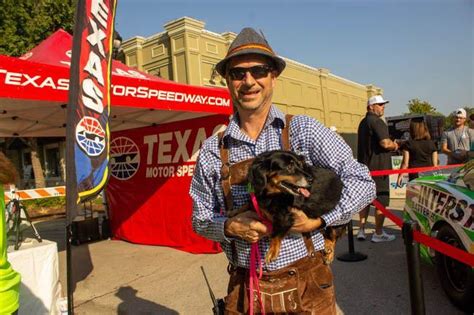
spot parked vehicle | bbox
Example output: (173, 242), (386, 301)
(403, 162), (474, 312)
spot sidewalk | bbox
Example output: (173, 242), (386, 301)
(26, 199), (467, 314)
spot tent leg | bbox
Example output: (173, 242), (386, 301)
(66, 224), (74, 315)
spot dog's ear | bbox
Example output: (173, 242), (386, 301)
(248, 158), (270, 195)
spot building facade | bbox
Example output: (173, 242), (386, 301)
(121, 16), (384, 148)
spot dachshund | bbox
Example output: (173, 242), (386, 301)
(247, 150), (345, 264)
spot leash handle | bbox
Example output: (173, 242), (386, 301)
(248, 192), (269, 314)
(249, 193), (272, 232)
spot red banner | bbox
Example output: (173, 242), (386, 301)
(106, 114), (228, 253)
(66, 0), (117, 223)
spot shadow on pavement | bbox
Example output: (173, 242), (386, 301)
(116, 286), (179, 315)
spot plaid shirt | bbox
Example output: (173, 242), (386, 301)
(190, 105), (375, 271)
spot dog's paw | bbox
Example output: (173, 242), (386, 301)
(265, 250), (278, 264)
(265, 237), (283, 263)
(322, 248), (334, 265)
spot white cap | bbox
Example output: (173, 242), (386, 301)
(454, 108), (466, 118)
(368, 95), (389, 106)
(329, 126), (338, 132)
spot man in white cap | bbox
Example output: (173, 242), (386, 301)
(357, 95), (400, 242)
(441, 108), (474, 164)
(190, 27), (375, 313)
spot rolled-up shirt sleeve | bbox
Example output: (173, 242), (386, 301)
(293, 116), (376, 226)
(189, 140), (231, 244)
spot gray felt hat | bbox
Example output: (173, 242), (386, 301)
(215, 27), (286, 77)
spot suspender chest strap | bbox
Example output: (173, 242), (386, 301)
(218, 114), (293, 211)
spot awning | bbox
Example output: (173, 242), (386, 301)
(0, 30), (232, 137)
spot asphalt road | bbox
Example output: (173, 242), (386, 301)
(23, 201), (469, 315)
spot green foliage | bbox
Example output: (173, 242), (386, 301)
(0, 0), (75, 56)
(22, 196), (66, 209)
(21, 195), (103, 210)
(405, 98), (442, 115)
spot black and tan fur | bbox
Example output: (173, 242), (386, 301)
(248, 150), (346, 264)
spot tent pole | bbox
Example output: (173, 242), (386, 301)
(66, 223), (74, 314)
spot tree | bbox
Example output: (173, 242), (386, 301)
(406, 98), (441, 115)
(25, 138), (46, 188)
(0, 0), (75, 56)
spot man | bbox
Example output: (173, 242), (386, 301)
(0, 153), (21, 315)
(190, 27), (375, 314)
(356, 95), (399, 242)
(441, 108), (474, 164)
(469, 112), (474, 129)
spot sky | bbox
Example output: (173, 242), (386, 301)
(115, 0), (473, 117)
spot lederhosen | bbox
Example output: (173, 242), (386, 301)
(218, 115), (337, 314)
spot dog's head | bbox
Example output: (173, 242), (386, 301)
(248, 150), (312, 198)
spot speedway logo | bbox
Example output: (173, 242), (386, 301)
(75, 117), (106, 156)
(110, 137), (140, 180)
(0, 69), (230, 107)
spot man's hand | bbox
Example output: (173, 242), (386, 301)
(289, 208), (322, 233)
(452, 150), (468, 163)
(224, 211), (269, 243)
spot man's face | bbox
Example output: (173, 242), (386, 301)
(369, 103), (386, 117)
(453, 115), (466, 128)
(225, 54), (276, 113)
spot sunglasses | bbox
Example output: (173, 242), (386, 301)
(228, 65), (273, 80)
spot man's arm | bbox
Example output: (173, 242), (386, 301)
(190, 140), (268, 244)
(379, 138), (399, 151)
(370, 116), (398, 151)
(441, 142), (452, 155)
(291, 116), (376, 228)
(190, 143), (230, 243)
(440, 132), (451, 154)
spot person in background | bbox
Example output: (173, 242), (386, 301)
(357, 95), (400, 242)
(397, 120), (438, 187)
(190, 27), (375, 313)
(469, 113), (474, 130)
(0, 152), (21, 315)
(441, 108), (474, 164)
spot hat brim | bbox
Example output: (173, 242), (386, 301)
(215, 49), (286, 77)
(370, 101), (389, 106)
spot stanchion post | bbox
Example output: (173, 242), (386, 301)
(402, 220), (425, 315)
(66, 224), (74, 315)
(336, 220), (368, 262)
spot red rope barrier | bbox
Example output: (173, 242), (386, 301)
(370, 164), (463, 177)
(371, 200), (474, 267)
(371, 199), (403, 228)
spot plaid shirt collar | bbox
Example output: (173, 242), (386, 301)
(222, 105), (286, 144)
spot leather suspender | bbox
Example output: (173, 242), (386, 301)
(218, 114), (294, 211)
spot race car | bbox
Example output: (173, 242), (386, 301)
(403, 161), (474, 312)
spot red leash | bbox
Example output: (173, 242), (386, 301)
(248, 191), (272, 315)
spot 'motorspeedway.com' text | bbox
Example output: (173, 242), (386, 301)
(0, 69), (230, 107)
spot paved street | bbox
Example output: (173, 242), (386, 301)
(24, 200), (468, 314)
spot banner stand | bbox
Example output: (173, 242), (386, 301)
(336, 221), (368, 262)
(66, 224), (74, 314)
(402, 220), (426, 315)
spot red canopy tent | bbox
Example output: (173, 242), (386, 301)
(0, 29), (232, 137)
(0, 30), (231, 253)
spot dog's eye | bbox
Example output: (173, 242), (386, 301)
(286, 161), (295, 172)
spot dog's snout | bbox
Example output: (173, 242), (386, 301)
(296, 176), (310, 188)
